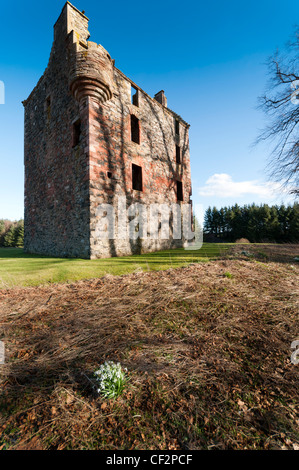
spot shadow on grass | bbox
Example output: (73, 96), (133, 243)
(228, 243), (299, 264)
(0, 248), (54, 259)
(0, 245), (229, 261)
(0, 244), (230, 288)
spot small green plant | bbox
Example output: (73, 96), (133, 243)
(257, 251), (269, 260)
(224, 271), (233, 279)
(94, 361), (127, 399)
(241, 251), (254, 257)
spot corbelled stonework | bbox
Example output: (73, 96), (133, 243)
(23, 2), (193, 259)
(69, 41), (114, 104)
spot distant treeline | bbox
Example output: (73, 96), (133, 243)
(204, 203), (299, 243)
(0, 219), (24, 247)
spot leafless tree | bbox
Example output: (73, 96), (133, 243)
(258, 28), (299, 196)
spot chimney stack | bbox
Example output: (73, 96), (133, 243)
(154, 90), (167, 107)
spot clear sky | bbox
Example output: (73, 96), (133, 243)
(0, 0), (298, 220)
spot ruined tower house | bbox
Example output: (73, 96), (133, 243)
(23, 2), (193, 259)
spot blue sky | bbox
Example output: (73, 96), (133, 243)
(0, 0), (298, 220)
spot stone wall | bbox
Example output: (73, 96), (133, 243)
(23, 3), (91, 258)
(23, 2), (193, 259)
(88, 70), (192, 258)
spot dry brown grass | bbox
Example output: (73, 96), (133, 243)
(0, 247), (298, 450)
(235, 238), (251, 244)
(229, 242), (299, 263)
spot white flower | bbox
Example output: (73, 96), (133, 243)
(94, 361), (127, 398)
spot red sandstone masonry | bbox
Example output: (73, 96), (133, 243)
(23, 2), (193, 259)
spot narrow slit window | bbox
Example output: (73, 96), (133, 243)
(73, 119), (81, 147)
(176, 181), (183, 201)
(132, 164), (143, 191)
(131, 85), (139, 106)
(175, 120), (180, 136)
(131, 115), (140, 144)
(176, 145), (181, 164)
(46, 96), (51, 122)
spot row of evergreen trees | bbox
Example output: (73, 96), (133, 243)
(1, 204), (298, 247)
(204, 203), (299, 243)
(0, 219), (24, 247)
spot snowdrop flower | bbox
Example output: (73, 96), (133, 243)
(94, 361), (127, 399)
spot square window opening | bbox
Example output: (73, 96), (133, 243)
(176, 145), (181, 164)
(132, 164), (143, 191)
(131, 85), (139, 106)
(131, 115), (140, 144)
(176, 180), (183, 202)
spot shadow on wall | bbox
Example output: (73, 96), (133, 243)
(95, 75), (190, 258)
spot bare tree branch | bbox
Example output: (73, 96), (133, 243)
(257, 28), (299, 196)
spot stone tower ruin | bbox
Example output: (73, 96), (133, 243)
(23, 2), (193, 259)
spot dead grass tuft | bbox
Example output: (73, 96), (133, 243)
(0, 246), (298, 450)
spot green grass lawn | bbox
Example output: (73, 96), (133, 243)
(0, 244), (230, 288)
